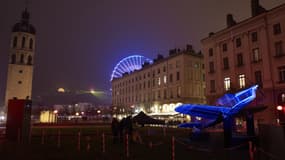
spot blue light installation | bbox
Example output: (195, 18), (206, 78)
(175, 85), (258, 128)
(110, 55), (153, 81)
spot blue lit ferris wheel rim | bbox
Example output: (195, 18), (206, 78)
(110, 55), (153, 81)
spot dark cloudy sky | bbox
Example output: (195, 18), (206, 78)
(0, 0), (284, 106)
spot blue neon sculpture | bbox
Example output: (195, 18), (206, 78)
(175, 85), (258, 128)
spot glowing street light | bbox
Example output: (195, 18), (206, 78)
(53, 110), (58, 114)
(75, 112), (79, 116)
(277, 105), (283, 111)
(90, 89), (95, 94)
(57, 88), (65, 93)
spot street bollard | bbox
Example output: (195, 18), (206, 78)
(77, 131), (81, 151)
(57, 129), (61, 148)
(102, 133), (105, 153)
(171, 136), (175, 160)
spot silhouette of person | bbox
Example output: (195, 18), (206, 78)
(111, 118), (119, 144)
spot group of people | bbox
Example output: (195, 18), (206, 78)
(111, 116), (142, 144)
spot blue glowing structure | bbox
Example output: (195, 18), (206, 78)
(110, 55), (153, 81)
(175, 85), (258, 129)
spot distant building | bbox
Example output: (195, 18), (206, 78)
(4, 8), (36, 110)
(111, 45), (206, 117)
(201, 0), (285, 124)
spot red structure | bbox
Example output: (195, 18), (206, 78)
(6, 99), (32, 142)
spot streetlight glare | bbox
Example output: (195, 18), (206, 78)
(57, 88), (65, 93)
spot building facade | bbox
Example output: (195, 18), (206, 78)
(4, 9), (36, 110)
(112, 45), (205, 117)
(201, 0), (285, 124)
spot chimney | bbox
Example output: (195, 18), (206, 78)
(226, 14), (236, 27)
(186, 44), (193, 52)
(251, 0), (266, 17)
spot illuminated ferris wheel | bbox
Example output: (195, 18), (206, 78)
(110, 55), (153, 81)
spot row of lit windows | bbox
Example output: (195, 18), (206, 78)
(210, 73), (261, 92)
(12, 36), (34, 50)
(113, 72), (180, 89)
(113, 73), (181, 95)
(113, 86), (182, 104)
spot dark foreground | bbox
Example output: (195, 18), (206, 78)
(0, 125), (260, 160)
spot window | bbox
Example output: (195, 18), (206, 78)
(252, 48), (261, 62)
(19, 70), (23, 73)
(163, 66), (166, 72)
(157, 68), (160, 74)
(238, 74), (246, 88)
(223, 57), (229, 69)
(163, 75), (167, 84)
(163, 90), (167, 99)
(20, 54), (24, 63)
(153, 79), (155, 87)
(282, 93), (285, 103)
(177, 86), (181, 97)
(224, 77), (231, 91)
(209, 61), (215, 73)
(251, 32), (258, 42)
(22, 37), (26, 48)
(176, 60), (180, 68)
(11, 54), (16, 64)
(176, 72), (180, 81)
(29, 38), (33, 49)
(158, 77), (161, 86)
(18, 81), (22, 84)
(210, 80), (215, 92)
(237, 53), (243, 66)
(273, 23), (281, 35)
(209, 48), (213, 57)
(278, 66), (285, 83)
(169, 74), (173, 83)
(236, 38), (241, 48)
(255, 71), (263, 88)
(222, 43), (227, 52)
(275, 41), (283, 57)
(13, 36), (17, 48)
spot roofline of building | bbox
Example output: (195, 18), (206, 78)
(111, 51), (203, 82)
(201, 3), (285, 43)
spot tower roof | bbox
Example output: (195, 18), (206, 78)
(12, 8), (36, 34)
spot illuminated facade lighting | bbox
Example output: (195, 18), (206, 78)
(111, 47), (206, 116)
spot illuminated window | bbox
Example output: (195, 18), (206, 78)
(282, 93), (285, 103)
(255, 71), (263, 88)
(238, 74), (246, 88)
(177, 86), (181, 97)
(252, 48), (261, 62)
(224, 77), (231, 91)
(158, 77), (161, 86)
(163, 75), (167, 84)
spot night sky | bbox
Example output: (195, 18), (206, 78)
(0, 0), (284, 106)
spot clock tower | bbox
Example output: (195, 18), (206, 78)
(4, 8), (36, 110)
